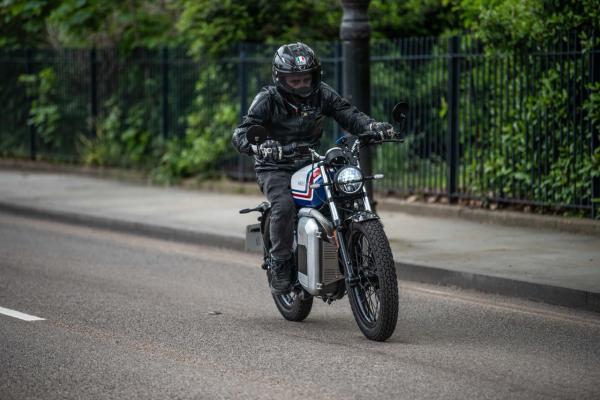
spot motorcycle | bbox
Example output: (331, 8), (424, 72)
(240, 103), (408, 341)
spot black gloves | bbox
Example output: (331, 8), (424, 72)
(369, 122), (395, 140)
(256, 139), (283, 162)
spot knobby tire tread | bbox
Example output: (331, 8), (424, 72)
(273, 293), (313, 322)
(348, 220), (399, 341)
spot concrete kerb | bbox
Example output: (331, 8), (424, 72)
(397, 262), (600, 313)
(377, 198), (600, 237)
(2, 200), (598, 313)
(0, 201), (246, 252)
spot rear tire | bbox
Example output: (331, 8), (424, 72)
(271, 284), (314, 322)
(347, 220), (398, 341)
(263, 209), (313, 322)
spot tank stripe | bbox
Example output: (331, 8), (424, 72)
(292, 169), (321, 200)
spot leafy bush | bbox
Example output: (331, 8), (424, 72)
(152, 63), (240, 183)
(80, 98), (163, 168)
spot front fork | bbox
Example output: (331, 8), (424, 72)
(319, 165), (364, 287)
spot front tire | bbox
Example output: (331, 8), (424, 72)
(347, 220), (398, 341)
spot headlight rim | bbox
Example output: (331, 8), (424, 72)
(334, 166), (364, 194)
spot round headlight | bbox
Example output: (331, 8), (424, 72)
(335, 167), (363, 194)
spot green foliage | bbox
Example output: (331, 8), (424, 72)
(370, 0), (460, 38)
(446, 0), (600, 212)
(584, 82), (600, 180)
(0, 0), (56, 47)
(152, 63), (239, 182)
(1, 0), (178, 49)
(176, 0), (342, 58)
(1, 0), (465, 53)
(47, 0), (177, 49)
(19, 68), (60, 146)
(457, 0), (600, 50)
(80, 97), (163, 168)
(17, 66), (81, 159)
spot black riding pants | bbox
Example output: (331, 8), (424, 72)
(256, 170), (295, 261)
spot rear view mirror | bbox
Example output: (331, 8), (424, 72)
(245, 125), (268, 145)
(392, 102), (409, 123)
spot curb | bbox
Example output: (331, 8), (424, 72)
(1, 201), (598, 313)
(397, 263), (600, 313)
(377, 199), (600, 237)
(0, 201), (246, 252)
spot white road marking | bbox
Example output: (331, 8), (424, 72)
(0, 306), (45, 321)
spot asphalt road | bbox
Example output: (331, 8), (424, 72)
(1, 212), (599, 400)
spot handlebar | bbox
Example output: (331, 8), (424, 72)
(259, 131), (404, 162)
(279, 143), (320, 160)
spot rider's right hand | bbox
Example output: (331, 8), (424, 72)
(256, 140), (283, 162)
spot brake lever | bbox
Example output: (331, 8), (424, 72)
(382, 137), (405, 143)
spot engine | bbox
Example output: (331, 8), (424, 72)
(296, 209), (344, 295)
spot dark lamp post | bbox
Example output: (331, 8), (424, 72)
(340, 0), (374, 206)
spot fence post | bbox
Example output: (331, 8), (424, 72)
(89, 48), (97, 137)
(447, 36), (460, 203)
(26, 49), (36, 160)
(161, 47), (169, 138)
(238, 43), (248, 181)
(591, 32), (600, 219)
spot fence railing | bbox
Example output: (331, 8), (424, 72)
(1, 34), (598, 218)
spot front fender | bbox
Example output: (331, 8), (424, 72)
(349, 211), (379, 223)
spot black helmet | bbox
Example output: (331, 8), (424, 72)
(272, 42), (322, 99)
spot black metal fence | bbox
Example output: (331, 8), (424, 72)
(1, 34), (598, 217)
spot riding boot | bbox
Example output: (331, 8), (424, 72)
(269, 257), (292, 295)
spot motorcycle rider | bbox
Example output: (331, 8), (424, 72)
(232, 42), (395, 294)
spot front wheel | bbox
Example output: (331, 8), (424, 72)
(347, 220), (398, 341)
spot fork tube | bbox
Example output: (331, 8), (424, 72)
(320, 165), (358, 284)
(320, 165), (340, 225)
(362, 185), (373, 212)
(336, 233), (358, 285)
(357, 162), (373, 212)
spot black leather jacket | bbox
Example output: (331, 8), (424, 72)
(231, 83), (374, 172)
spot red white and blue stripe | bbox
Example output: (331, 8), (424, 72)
(292, 167), (326, 207)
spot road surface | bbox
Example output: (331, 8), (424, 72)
(1, 212), (599, 399)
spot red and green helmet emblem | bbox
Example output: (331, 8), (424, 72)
(295, 55), (307, 65)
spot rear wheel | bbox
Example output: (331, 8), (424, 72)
(270, 281), (314, 322)
(347, 220), (398, 341)
(263, 209), (313, 322)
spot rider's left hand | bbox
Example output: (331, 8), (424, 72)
(369, 122), (395, 140)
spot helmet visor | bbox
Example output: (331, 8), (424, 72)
(276, 69), (321, 98)
(284, 73), (312, 90)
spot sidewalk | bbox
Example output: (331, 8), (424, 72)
(1, 169), (599, 312)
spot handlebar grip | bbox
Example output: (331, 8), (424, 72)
(359, 130), (379, 139)
(281, 143), (297, 155)
(280, 143), (312, 158)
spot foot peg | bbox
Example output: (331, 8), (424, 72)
(239, 201), (270, 214)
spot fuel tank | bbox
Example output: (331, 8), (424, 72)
(291, 164), (326, 208)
